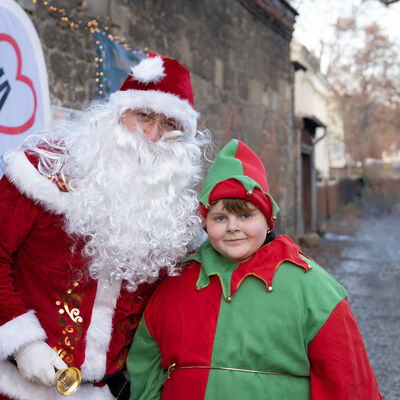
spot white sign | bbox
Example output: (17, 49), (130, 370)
(0, 0), (50, 171)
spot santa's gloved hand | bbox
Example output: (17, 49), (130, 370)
(14, 341), (68, 387)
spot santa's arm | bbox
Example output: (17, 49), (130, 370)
(127, 311), (164, 400)
(308, 298), (382, 400)
(0, 176), (47, 359)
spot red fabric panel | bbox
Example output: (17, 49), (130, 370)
(145, 264), (222, 400)
(0, 176), (41, 323)
(230, 235), (310, 296)
(24, 150), (69, 192)
(235, 140), (270, 193)
(0, 176), (97, 369)
(308, 298), (382, 400)
(106, 282), (157, 373)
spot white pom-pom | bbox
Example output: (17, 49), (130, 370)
(130, 56), (166, 85)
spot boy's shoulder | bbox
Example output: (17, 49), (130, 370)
(252, 235), (347, 297)
(157, 260), (201, 292)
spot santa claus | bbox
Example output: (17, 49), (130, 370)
(0, 54), (209, 399)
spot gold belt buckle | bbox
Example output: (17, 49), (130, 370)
(163, 362), (177, 384)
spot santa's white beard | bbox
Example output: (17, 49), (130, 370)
(62, 124), (203, 291)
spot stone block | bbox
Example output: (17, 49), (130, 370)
(297, 232), (320, 248)
(42, 24), (59, 49)
(83, 0), (110, 19)
(214, 59), (223, 89)
(262, 90), (269, 108)
(248, 78), (262, 105)
(110, 2), (134, 33)
(178, 33), (193, 70)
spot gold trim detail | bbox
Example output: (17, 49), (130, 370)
(53, 287), (84, 366)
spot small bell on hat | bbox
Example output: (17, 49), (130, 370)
(111, 53), (199, 139)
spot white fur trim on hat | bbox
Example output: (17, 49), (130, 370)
(0, 361), (114, 399)
(80, 279), (121, 381)
(2, 149), (71, 215)
(130, 56), (166, 85)
(0, 311), (47, 360)
(110, 89), (199, 140)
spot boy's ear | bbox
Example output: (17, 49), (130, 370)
(202, 216), (207, 233)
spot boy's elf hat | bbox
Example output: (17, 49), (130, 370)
(199, 139), (280, 229)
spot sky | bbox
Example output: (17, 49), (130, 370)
(291, 0), (400, 65)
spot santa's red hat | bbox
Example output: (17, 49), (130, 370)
(110, 53), (199, 139)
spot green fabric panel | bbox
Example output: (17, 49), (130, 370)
(204, 259), (347, 399)
(266, 193), (280, 217)
(127, 317), (164, 400)
(185, 240), (239, 299)
(200, 139), (245, 206)
(299, 255), (348, 343)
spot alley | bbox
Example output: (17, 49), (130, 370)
(318, 197), (400, 399)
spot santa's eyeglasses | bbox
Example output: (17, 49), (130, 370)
(130, 110), (182, 132)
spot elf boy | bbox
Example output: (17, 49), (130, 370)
(127, 139), (382, 399)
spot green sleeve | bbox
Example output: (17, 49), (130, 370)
(127, 315), (164, 400)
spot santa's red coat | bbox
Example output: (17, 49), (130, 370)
(0, 149), (155, 399)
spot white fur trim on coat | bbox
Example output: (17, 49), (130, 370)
(130, 56), (165, 85)
(81, 279), (122, 381)
(0, 361), (115, 400)
(110, 89), (199, 139)
(0, 310), (47, 360)
(2, 149), (70, 215)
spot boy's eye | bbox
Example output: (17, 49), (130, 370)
(215, 215), (225, 222)
(241, 213), (251, 219)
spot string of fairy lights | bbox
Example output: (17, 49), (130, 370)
(31, 0), (149, 97)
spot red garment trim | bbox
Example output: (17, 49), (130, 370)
(235, 140), (270, 193)
(207, 180), (274, 229)
(24, 150), (70, 193)
(231, 235), (310, 296)
(145, 265), (223, 400)
(308, 298), (382, 400)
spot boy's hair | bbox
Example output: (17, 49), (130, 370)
(210, 198), (254, 215)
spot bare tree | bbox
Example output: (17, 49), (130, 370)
(323, 18), (400, 162)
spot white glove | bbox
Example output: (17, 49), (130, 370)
(14, 341), (68, 387)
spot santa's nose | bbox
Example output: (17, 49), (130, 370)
(143, 123), (164, 142)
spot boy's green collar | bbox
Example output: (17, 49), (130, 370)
(183, 240), (240, 300)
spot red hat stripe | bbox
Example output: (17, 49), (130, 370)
(235, 141), (269, 193)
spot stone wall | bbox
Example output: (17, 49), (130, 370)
(15, 0), (299, 235)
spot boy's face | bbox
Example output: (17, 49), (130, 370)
(206, 200), (269, 263)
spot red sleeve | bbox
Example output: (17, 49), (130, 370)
(0, 176), (42, 324)
(308, 297), (382, 400)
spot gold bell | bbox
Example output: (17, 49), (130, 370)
(55, 367), (82, 396)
